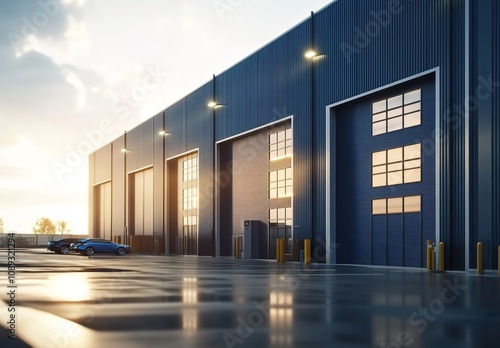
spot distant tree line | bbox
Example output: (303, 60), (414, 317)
(0, 217), (71, 234)
(32, 218), (71, 234)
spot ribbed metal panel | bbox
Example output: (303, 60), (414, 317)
(164, 82), (213, 256)
(87, 0), (495, 267)
(314, 0), (465, 266)
(111, 136), (125, 238)
(446, 0), (466, 270)
(214, 20), (313, 245)
(492, 0), (500, 269)
(152, 113), (165, 242)
(93, 143), (112, 184)
(125, 118), (154, 172)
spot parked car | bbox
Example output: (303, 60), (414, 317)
(47, 238), (85, 254)
(70, 238), (131, 256)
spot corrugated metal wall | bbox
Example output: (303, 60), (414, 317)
(215, 20), (313, 246)
(493, 0), (500, 271)
(314, 0), (463, 266)
(88, 0), (497, 268)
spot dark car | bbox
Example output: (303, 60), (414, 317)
(70, 238), (131, 256)
(47, 238), (85, 254)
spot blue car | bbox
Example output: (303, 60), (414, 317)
(70, 238), (131, 256)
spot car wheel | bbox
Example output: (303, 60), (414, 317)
(60, 246), (70, 254)
(116, 247), (126, 256)
(84, 247), (94, 256)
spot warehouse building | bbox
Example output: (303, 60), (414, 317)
(89, 0), (500, 271)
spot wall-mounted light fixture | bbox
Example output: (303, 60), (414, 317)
(305, 50), (317, 59)
(158, 130), (170, 136)
(305, 49), (325, 60)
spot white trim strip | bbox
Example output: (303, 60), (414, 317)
(93, 179), (111, 186)
(464, 0), (470, 271)
(166, 148), (200, 162)
(216, 116), (293, 144)
(127, 164), (153, 175)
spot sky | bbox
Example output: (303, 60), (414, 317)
(0, 0), (333, 234)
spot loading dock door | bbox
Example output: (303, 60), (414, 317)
(335, 77), (436, 267)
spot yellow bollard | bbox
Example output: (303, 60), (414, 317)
(276, 238), (281, 262)
(438, 242), (445, 272)
(477, 242), (483, 275)
(304, 239), (311, 264)
(431, 243), (435, 271)
(279, 238), (286, 263)
(426, 240), (433, 270)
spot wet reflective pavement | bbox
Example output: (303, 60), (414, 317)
(1, 249), (500, 348)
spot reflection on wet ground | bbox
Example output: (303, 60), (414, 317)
(1, 249), (500, 347)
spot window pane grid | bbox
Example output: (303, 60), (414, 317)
(270, 129), (292, 160)
(372, 196), (421, 215)
(269, 208), (292, 226)
(183, 187), (198, 210)
(183, 157), (198, 182)
(372, 89), (421, 136)
(269, 168), (292, 198)
(372, 144), (421, 187)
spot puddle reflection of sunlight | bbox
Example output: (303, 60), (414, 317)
(48, 273), (92, 302)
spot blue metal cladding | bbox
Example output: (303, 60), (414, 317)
(214, 20), (314, 245)
(334, 77), (435, 267)
(447, 0), (466, 270)
(493, 0), (500, 271)
(125, 118), (154, 172)
(315, 0), (471, 268)
(88, 0), (498, 267)
(469, 0), (498, 269)
(164, 82), (214, 256)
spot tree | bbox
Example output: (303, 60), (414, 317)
(56, 220), (71, 234)
(33, 217), (56, 234)
(0, 218), (4, 233)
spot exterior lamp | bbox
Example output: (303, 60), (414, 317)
(304, 50), (317, 59)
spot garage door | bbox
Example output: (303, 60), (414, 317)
(335, 77), (435, 267)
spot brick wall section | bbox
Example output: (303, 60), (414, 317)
(231, 130), (269, 237)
